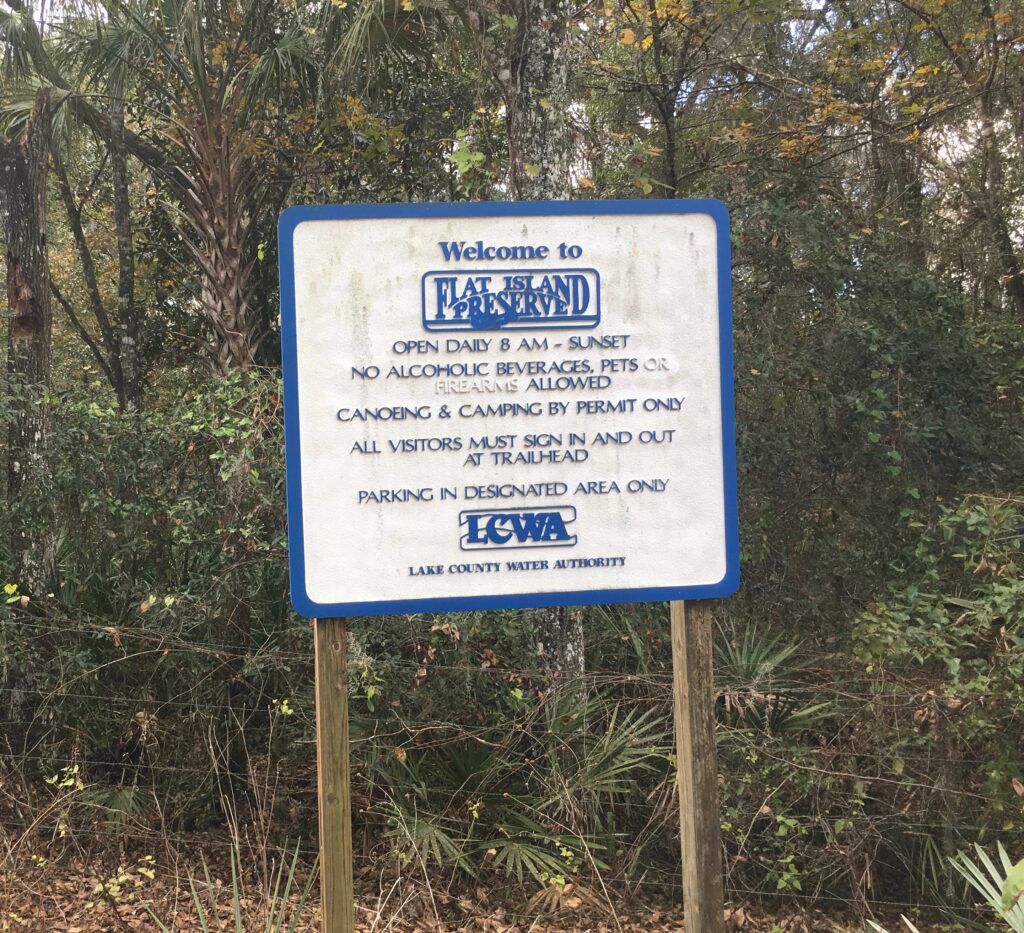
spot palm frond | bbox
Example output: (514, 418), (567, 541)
(0, 79), (71, 140)
(573, 705), (667, 796)
(329, 0), (446, 87)
(950, 844), (1024, 933)
(715, 621), (832, 734)
(0, 4), (34, 83)
(379, 794), (474, 875)
(483, 836), (569, 884)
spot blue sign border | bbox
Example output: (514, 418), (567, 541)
(279, 199), (739, 618)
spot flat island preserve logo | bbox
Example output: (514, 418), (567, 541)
(423, 269), (601, 332)
(460, 506), (578, 551)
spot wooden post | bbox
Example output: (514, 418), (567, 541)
(671, 600), (725, 933)
(314, 618), (355, 933)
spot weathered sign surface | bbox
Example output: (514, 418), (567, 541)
(279, 200), (738, 617)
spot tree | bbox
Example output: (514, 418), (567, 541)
(49, 105), (143, 410)
(2, 0), (328, 373)
(895, 0), (1024, 316)
(460, 0), (585, 680)
(0, 87), (55, 593)
(587, 1), (728, 198)
(64, 0), (326, 373)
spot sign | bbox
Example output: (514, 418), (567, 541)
(279, 200), (738, 618)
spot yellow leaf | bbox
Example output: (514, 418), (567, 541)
(621, 27), (636, 45)
(641, 34), (654, 50)
(578, 176), (595, 189)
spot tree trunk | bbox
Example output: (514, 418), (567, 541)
(501, 0), (585, 686)
(50, 145), (126, 405)
(505, 0), (574, 200)
(869, 126), (927, 269)
(198, 223), (257, 375)
(110, 100), (142, 411)
(183, 111), (258, 375)
(977, 93), (1024, 316)
(0, 88), (55, 595)
(660, 97), (680, 197)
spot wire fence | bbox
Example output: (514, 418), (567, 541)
(0, 613), (1020, 927)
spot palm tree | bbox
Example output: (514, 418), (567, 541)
(2, 0), (330, 372)
(63, 0), (325, 372)
(1, 0), (449, 370)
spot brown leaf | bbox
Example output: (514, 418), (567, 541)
(1011, 776), (1024, 797)
(726, 905), (748, 928)
(973, 555), (998, 576)
(431, 621), (461, 641)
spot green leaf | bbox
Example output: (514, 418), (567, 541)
(1002, 857), (1024, 912)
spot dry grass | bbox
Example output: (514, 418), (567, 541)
(0, 844), (937, 932)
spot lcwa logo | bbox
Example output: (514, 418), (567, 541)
(459, 506), (578, 551)
(423, 269), (600, 332)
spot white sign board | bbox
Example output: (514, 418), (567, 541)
(279, 201), (738, 617)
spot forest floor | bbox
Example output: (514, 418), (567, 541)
(0, 855), (933, 932)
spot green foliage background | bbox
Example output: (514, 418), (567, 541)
(1, 0), (1023, 924)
